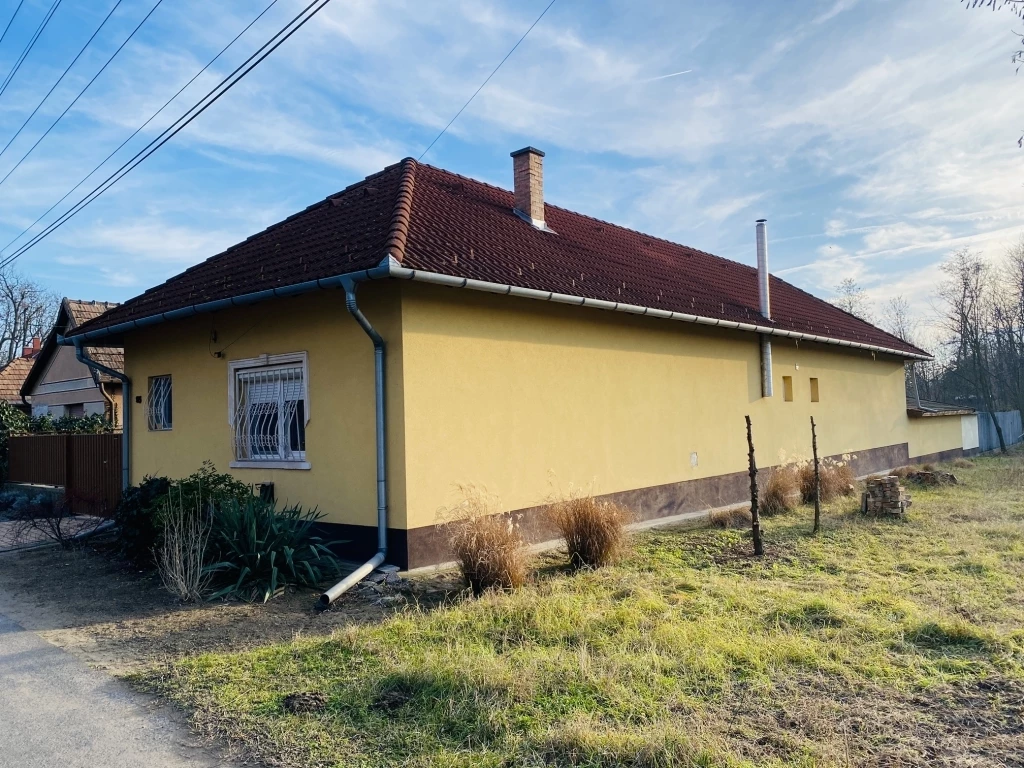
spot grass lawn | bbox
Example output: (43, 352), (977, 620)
(141, 452), (1024, 767)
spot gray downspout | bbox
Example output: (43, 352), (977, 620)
(318, 277), (388, 607)
(911, 362), (922, 410)
(68, 338), (131, 490)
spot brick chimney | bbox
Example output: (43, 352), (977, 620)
(511, 146), (545, 228)
(22, 336), (40, 358)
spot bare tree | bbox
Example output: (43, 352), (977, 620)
(0, 271), (58, 366)
(937, 249), (1008, 452)
(963, 0), (1024, 145)
(881, 296), (919, 344)
(831, 278), (874, 321)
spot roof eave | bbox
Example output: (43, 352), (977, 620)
(60, 264), (394, 345)
(389, 266), (933, 361)
(63, 261), (932, 361)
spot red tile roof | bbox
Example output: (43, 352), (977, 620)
(67, 158), (927, 358)
(0, 356), (35, 405)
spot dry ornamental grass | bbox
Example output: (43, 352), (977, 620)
(548, 493), (631, 569)
(442, 487), (528, 596)
(798, 458), (856, 503)
(759, 466), (799, 516)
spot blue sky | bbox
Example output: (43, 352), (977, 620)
(0, 0), (1019, 343)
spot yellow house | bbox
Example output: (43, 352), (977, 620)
(62, 149), (975, 570)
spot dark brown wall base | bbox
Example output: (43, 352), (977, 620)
(318, 441), (913, 571)
(908, 447), (967, 465)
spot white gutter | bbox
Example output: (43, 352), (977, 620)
(385, 265), (932, 361)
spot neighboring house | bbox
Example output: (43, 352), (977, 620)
(906, 397), (980, 462)
(24, 299), (123, 423)
(63, 149), (973, 569)
(0, 337), (41, 413)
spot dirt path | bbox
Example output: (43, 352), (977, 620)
(0, 542), (461, 675)
(0, 609), (248, 768)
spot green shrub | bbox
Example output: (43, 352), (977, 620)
(115, 475), (171, 564)
(115, 462), (251, 566)
(204, 497), (343, 602)
(0, 401), (28, 482)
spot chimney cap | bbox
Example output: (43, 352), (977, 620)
(510, 146), (545, 158)
(756, 218), (767, 223)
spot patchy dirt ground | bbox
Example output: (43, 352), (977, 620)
(0, 540), (465, 675)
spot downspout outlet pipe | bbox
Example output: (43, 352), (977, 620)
(318, 277), (389, 608)
(756, 219), (774, 398)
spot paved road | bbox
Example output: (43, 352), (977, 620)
(0, 611), (244, 767)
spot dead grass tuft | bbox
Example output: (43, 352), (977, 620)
(952, 458), (975, 469)
(798, 459), (856, 503)
(709, 505), (752, 529)
(548, 493), (632, 569)
(442, 487), (527, 597)
(760, 465), (799, 516)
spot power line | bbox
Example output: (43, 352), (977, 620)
(0, 0), (341, 270)
(0, 0), (124, 163)
(0, 0), (166, 192)
(0, 0), (26, 49)
(1, 0), (284, 256)
(0, 0), (63, 101)
(417, 0), (558, 162)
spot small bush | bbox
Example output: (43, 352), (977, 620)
(156, 488), (212, 602)
(114, 475), (171, 565)
(204, 497), (342, 603)
(443, 488), (527, 596)
(759, 465), (799, 516)
(709, 505), (752, 529)
(799, 458), (856, 503)
(115, 462), (251, 566)
(548, 493), (631, 569)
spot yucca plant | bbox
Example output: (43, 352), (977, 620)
(204, 497), (344, 602)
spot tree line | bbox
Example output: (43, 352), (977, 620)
(833, 241), (1024, 453)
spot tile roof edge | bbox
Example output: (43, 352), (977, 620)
(383, 158), (417, 263)
(387, 265), (933, 361)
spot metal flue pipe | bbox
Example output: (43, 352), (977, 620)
(756, 219), (774, 398)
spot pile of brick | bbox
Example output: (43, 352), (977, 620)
(861, 476), (911, 517)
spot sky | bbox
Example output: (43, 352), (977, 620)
(0, 0), (1020, 347)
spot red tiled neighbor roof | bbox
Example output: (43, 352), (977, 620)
(67, 159), (927, 358)
(0, 356), (35, 405)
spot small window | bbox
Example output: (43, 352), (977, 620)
(809, 378), (819, 403)
(147, 375), (172, 430)
(782, 376), (794, 402)
(229, 353), (308, 465)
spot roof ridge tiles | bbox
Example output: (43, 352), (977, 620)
(382, 157), (417, 263)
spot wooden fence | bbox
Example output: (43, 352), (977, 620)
(7, 433), (122, 515)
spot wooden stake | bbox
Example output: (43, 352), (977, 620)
(745, 415), (764, 556)
(811, 416), (821, 535)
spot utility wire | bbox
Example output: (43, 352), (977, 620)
(417, 0), (558, 162)
(0, 0), (165, 192)
(1, 0), (283, 255)
(0, 0), (26, 49)
(0, 0), (340, 269)
(0, 0), (62, 101)
(0, 0), (124, 163)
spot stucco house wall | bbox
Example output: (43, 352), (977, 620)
(123, 286), (406, 542)
(123, 283), (943, 568)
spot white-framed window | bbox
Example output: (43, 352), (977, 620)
(147, 375), (172, 430)
(228, 352), (310, 470)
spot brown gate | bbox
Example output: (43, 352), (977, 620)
(7, 433), (122, 515)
